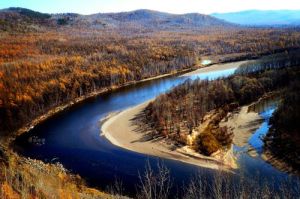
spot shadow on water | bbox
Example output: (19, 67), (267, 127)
(248, 97), (280, 154)
(234, 97), (300, 194)
(13, 67), (299, 196)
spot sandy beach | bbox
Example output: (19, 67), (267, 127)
(100, 61), (257, 170)
(100, 61), (265, 170)
(220, 105), (263, 148)
(101, 100), (237, 170)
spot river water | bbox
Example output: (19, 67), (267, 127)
(14, 64), (299, 196)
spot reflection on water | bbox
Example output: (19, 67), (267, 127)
(247, 97), (279, 154)
(234, 99), (299, 191)
(14, 66), (300, 196)
(248, 95), (280, 113)
(14, 67), (239, 195)
(189, 68), (236, 80)
(249, 107), (275, 154)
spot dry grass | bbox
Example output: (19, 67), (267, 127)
(0, 147), (112, 199)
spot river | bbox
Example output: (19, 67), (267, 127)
(14, 63), (299, 196)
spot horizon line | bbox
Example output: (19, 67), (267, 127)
(1, 6), (300, 16)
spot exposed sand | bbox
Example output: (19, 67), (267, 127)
(101, 100), (237, 171)
(100, 62), (257, 170)
(13, 67), (194, 141)
(182, 60), (248, 76)
(220, 105), (263, 148)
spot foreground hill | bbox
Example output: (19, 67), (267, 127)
(0, 7), (53, 32)
(0, 7), (235, 32)
(212, 10), (300, 26)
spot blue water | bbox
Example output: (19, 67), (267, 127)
(249, 107), (276, 154)
(14, 65), (299, 196)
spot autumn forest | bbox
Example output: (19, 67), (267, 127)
(1, 6), (300, 199)
(1, 28), (300, 135)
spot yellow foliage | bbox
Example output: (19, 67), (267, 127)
(58, 188), (79, 199)
(58, 172), (66, 181)
(15, 94), (33, 103)
(1, 182), (20, 199)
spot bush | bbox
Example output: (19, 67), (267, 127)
(194, 133), (220, 156)
(213, 126), (233, 148)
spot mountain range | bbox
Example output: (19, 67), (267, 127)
(212, 10), (300, 26)
(0, 7), (234, 32)
(1, 7), (300, 33)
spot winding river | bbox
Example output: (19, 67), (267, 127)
(14, 63), (299, 196)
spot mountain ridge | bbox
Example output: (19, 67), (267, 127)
(0, 7), (236, 32)
(212, 10), (300, 26)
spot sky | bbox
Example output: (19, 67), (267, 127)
(1, 0), (300, 15)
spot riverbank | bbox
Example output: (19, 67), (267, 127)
(101, 100), (237, 171)
(10, 59), (251, 144)
(1, 67), (199, 199)
(2, 60), (248, 198)
(101, 94), (280, 172)
(10, 67), (195, 143)
(220, 105), (263, 148)
(0, 145), (113, 198)
(101, 60), (253, 171)
(220, 104), (264, 158)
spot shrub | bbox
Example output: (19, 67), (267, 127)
(194, 133), (220, 156)
(213, 126), (233, 148)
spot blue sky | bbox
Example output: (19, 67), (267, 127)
(1, 0), (300, 14)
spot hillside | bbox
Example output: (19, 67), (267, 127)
(0, 7), (235, 32)
(212, 10), (300, 26)
(1, 5), (300, 199)
(0, 7), (53, 32)
(81, 9), (236, 30)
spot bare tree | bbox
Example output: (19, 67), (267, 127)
(106, 177), (126, 199)
(183, 172), (207, 199)
(136, 160), (172, 199)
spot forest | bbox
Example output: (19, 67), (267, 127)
(1, 28), (300, 135)
(144, 52), (300, 156)
(1, 7), (300, 199)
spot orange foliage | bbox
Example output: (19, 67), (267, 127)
(1, 28), (300, 134)
(0, 35), (39, 63)
(1, 182), (20, 199)
(58, 189), (79, 199)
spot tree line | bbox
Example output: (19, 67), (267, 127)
(1, 28), (300, 135)
(144, 55), (300, 155)
(235, 49), (300, 75)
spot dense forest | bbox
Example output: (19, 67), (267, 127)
(143, 53), (300, 155)
(1, 28), (300, 135)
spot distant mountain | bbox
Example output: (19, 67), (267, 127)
(83, 9), (236, 30)
(0, 7), (236, 32)
(212, 10), (300, 26)
(54, 9), (237, 31)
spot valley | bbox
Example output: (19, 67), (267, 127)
(0, 5), (300, 199)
